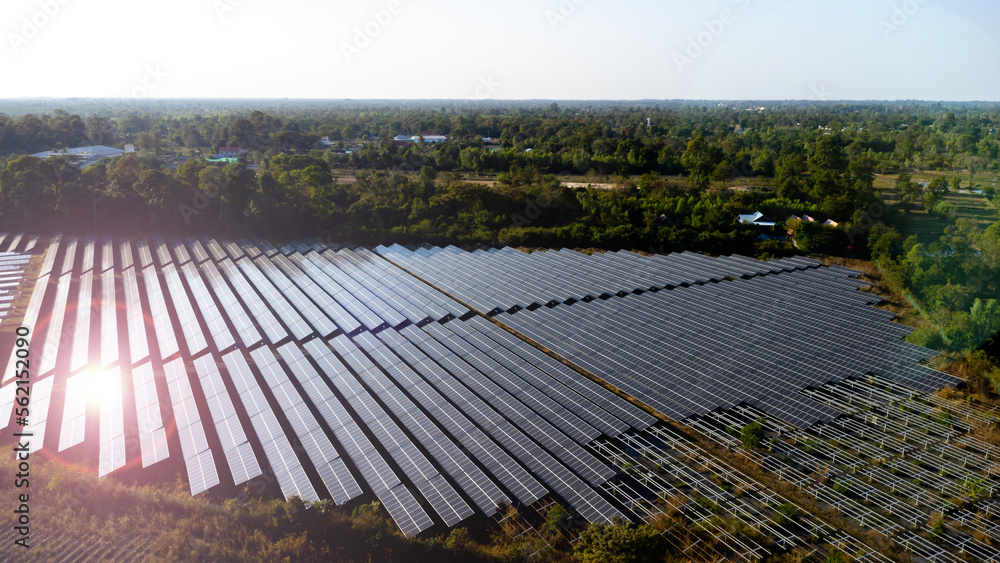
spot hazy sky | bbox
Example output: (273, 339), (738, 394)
(1, 0), (997, 101)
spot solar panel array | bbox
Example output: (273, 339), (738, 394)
(191, 355), (262, 486)
(0, 234), (958, 540)
(495, 263), (954, 428)
(164, 358), (220, 495)
(98, 366), (127, 477)
(58, 371), (88, 451)
(377, 244), (822, 314)
(133, 361), (170, 467)
(0, 247), (32, 365)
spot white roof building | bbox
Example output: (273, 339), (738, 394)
(29, 145), (124, 169)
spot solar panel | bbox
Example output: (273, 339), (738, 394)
(136, 239), (155, 268)
(236, 258), (314, 341)
(375, 329), (549, 505)
(132, 361), (170, 467)
(163, 358), (221, 495)
(220, 349), (319, 502)
(0, 383), (16, 432)
(377, 483), (435, 537)
(501, 265), (950, 429)
(39, 272), (73, 375)
(162, 264), (210, 356)
(69, 270), (97, 373)
(119, 239), (134, 270)
(216, 259), (287, 344)
(204, 238), (228, 262)
(80, 236), (95, 273)
(191, 354), (263, 486)
(170, 239), (192, 265)
(142, 265), (180, 359)
(351, 332), (511, 515)
(250, 345), (363, 504)
(122, 267), (150, 362)
(2, 273), (49, 385)
(37, 234), (61, 277)
(5, 234), (22, 253)
(250, 256), (337, 337)
(187, 238), (210, 264)
(100, 269), (119, 368)
(465, 315), (654, 432)
(193, 260), (255, 348)
(96, 235), (112, 272)
(294, 340), (405, 496)
(98, 367), (126, 476)
(269, 253), (361, 335)
(21, 376), (54, 453)
(60, 236), (78, 275)
(59, 373), (89, 452)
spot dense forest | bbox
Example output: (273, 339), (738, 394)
(0, 101), (998, 380)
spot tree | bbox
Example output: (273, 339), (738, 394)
(0, 155), (60, 224)
(923, 177), (950, 212)
(775, 154), (806, 199)
(809, 135), (848, 178)
(681, 134), (722, 190)
(574, 519), (665, 563)
(895, 172), (922, 212)
(968, 299), (1000, 348)
(740, 419), (765, 449)
(137, 131), (160, 153)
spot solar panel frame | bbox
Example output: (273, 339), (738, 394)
(58, 371), (89, 451)
(142, 265), (180, 359)
(162, 263), (210, 356)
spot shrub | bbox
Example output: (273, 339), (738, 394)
(741, 419), (765, 449)
(574, 518), (666, 563)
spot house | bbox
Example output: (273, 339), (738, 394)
(823, 219), (839, 227)
(30, 145), (124, 169)
(394, 135), (415, 147)
(218, 147), (244, 158)
(411, 131), (447, 143)
(738, 211), (776, 227)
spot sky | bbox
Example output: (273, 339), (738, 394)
(0, 0), (998, 101)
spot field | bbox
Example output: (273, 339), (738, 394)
(875, 171), (1000, 244)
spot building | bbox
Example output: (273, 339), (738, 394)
(411, 131), (447, 143)
(218, 147), (244, 158)
(393, 135), (415, 147)
(737, 211), (776, 227)
(29, 145), (124, 169)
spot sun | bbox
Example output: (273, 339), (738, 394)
(82, 366), (116, 410)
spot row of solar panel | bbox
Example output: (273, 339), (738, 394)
(376, 244), (822, 314)
(0, 233), (40, 254)
(501, 266), (954, 429)
(0, 251), (30, 327)
(0, 235), (663, 536)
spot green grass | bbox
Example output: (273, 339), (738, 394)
(875, 170), (999, 244)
